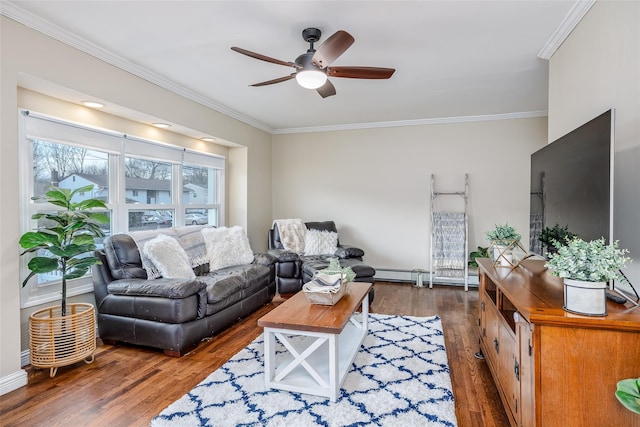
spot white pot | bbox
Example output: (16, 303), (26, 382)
(492, 245), (513, 266)
(563, 278), (607, 316)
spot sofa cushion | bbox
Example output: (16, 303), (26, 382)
(107, 277), (205, 299)
(334, 245), (365, 259)
(173, 225), (211, 268)
(128, 229), (178, 279)
(305, 220), (341, 247)
(197, 264), (270, 305)
(305, 221), (338, 233)
(104, 234), (147, 280)
(304, 229), (338, 256)
(106, 277), (208, 320)
(143, 234), (196, 279)
(202, 226), (255, 270)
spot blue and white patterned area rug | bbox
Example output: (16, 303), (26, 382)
(151, 314), (457, 427)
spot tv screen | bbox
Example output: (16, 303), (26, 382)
(530, 109), (613, 256)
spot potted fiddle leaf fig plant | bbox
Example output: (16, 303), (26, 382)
(545, 237), (631, 316)
(485, 223), (521, 266)
(19, 184), (109, 377)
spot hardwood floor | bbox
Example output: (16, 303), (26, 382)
(0, 282), (509, 427)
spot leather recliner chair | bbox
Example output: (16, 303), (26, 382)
(267, 220), (375, 300)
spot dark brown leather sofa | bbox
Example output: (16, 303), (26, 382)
(92, 227), (276, 356)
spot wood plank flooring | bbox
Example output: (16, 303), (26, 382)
(0, 282), (509, 427)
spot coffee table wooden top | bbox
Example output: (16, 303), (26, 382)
(258, 282), (372, 334)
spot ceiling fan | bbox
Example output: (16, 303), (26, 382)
(231, 27), (395, 98)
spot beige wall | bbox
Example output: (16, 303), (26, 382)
(1, 16), (273, 393)
(272, 117), (547, 270)
(548, 0), (640, 289)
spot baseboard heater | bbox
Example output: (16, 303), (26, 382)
(374, 268), (478, 287)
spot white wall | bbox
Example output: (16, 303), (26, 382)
(1, 16), (273, 394)
(273, 117), (547, 271)
(548, 0), (640, 290)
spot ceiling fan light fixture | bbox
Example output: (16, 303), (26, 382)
(295, 69), (327, 89)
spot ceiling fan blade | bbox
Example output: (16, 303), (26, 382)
(250, 74), (296, 87)
(316, 80), (336, 98)
(311, 30), (355, 69)
(231, 47), (301, 69)
(327, 66), (395, 79)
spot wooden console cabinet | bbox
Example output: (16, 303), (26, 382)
(477, 258), (640, 427)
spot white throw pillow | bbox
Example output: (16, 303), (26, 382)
(201, 226), (255, 270)
(142, 234), (196, 279)
(304, 229), (339, 256)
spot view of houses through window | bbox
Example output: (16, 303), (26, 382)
(22, 112), (224, 301)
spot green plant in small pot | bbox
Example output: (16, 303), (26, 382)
(19, 185), (109, 376)
(545, 237), (631, 316)
(539, 223), (576, 256)
(485, 223), (521, 266)
(468, 246), (489, 268)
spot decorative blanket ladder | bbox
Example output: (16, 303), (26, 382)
(429, 174), (469, 291)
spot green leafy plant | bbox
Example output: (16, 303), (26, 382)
(616, 377), (640, 414)
(539, 223), (576, 252)
(317, 257), (356, 282)
(468, 246), (489, 267)
(485, 223), (521, 245)
(545, 237), (631, 282)
(19, 185), (109, 316)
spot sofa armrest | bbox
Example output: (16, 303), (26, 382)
(252, 252), (278, 267)
(334, 245), (365, 259)
(267, 248), (300, 263)
(107, 278), (205, 299)
(107, 278), (208, 319)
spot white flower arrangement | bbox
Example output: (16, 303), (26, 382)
(545, 237), (631, 282)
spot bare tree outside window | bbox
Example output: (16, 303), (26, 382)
(125, 157), (171, 180)
(32, 140), (108, 200)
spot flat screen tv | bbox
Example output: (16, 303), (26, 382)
(529, 109), (614, 256)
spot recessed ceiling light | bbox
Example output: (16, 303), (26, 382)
(82, 101), (105, 108)
(152, 123), (171, 129)
(200, 137), (215, 142)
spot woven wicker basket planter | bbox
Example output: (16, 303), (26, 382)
(29, 302), (96, 377)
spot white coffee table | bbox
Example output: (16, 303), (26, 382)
(257, 282), (372, 401)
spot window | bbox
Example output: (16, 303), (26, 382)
(183, 163), (221, 227)
(19, 110), (225, 307)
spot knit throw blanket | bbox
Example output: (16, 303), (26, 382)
(432, 212), (466, 277)
(273, 218), (306, 254)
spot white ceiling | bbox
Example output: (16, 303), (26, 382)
(3, 1), (588, 134)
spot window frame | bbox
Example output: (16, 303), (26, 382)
(18, 109), (225, 308)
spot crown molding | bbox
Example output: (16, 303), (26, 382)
(272, 110), (548, 135)
(537, 0), (596, 60)
(2, 2), (549, 136)
(1, 2), (274, 134)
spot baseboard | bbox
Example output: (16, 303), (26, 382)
(374, 268), (478, 287)
(375, 268), (416, 282)
(0, 369), (28, 396)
